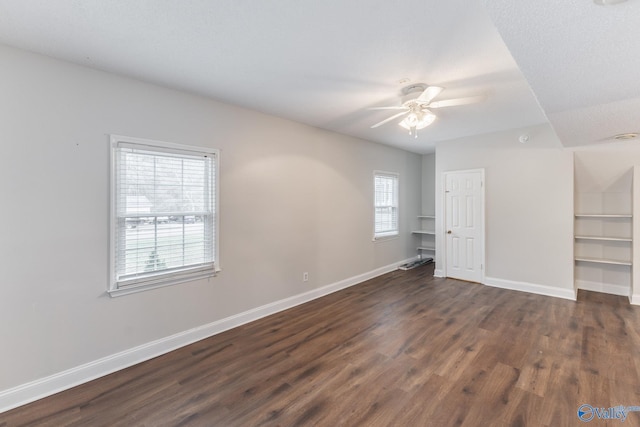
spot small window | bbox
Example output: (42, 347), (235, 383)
(373, 171), (399, 239)
(109, 135), (219, 296)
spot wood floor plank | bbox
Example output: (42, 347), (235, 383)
(4, 263), (640, 426)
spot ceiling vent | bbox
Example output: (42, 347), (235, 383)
(613, 133), (638, 140)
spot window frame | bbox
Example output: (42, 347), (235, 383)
(373, 170), (400, 240)
(109, 135), (220, 297)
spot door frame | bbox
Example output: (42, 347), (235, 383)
(441, 168), (486, 283)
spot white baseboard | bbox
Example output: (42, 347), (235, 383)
(484, 276), (577, 301)
(0, 257), (413, 414)
(631, 294), (640, 305)
(576, 279), (629, 297)
(434, 269), (445, 278)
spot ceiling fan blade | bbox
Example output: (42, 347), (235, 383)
(368, 106), (409, 110)
(417, 86), (443, 104)
(429, 95), (486, 109)
(371, 111), (409, 128)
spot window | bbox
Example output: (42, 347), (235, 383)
(373, 171), (399, 239)
(109, 135), (219, 296)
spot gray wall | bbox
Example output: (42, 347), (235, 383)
(421, 153), (436, 215)
(0, 43), (422, 392)
(434, 124), (574, 293)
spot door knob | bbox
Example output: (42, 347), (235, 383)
(447, 230), (452, 234)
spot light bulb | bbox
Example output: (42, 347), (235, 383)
(399, 110), (436, 131)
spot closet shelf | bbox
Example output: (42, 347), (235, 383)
(575, 257), (632, 266)
(575, 214), (632, 218)
(415, 215), (436, 261)
(574, 235), (632, 242)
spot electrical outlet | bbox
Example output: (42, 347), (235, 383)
(303, 272), (309, 282)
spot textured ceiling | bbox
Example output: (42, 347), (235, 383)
(485, 0), (640, 148)
(0, 1), (634, 152)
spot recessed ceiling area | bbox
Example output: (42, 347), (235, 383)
(0, 0), (636, 152)
(485, 0), (640, 148)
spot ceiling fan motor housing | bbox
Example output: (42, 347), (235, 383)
(400, 83), (429, 104)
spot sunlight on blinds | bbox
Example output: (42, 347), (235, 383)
(113, 143), (216, 287)
(374, 172), (398, 237)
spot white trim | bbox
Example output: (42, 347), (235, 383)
(371, 234), (399, 243)
(484, 276), (577, 301)
(110, 134), (214, 155)
(434, 269), (445, 278)
(632, 166), (640, 306)
(576, 279), (629, 297)
(0, 257), (414, 414)
(108, 268), (217, 297)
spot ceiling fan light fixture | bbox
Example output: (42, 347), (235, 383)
(398, 110), (436, 138)
(369, 84), (483, 137)
(398, 111), (436, 131)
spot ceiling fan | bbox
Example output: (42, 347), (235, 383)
(369, 84), (485, 138)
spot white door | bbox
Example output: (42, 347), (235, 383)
(444, 170), (484, 283)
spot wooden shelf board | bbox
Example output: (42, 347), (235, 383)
(575, 257), (632, 266)
(574, 235), (632, 242)
(575, 214), (632, 218)
(412, 230), (435, 235)
(417, 246), (435, 251)
(418, 215), (436, 219)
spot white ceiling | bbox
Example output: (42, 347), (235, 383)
(485, 0), (640, 148)
(0, 0), (636, 153)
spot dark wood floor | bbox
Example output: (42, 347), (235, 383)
(3, 264), (640, 426)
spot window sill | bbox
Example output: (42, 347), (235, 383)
(109, 267), (219, 297)
(373, 233), (399, 242)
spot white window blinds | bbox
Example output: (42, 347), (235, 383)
(110, 136), (218, 295)
(374, 172), (399, 238)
